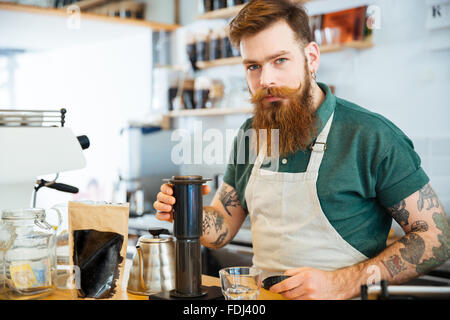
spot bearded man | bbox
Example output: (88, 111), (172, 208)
(154, 0), (449, 299)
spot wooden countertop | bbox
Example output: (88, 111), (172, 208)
(43, 274), (286, 300)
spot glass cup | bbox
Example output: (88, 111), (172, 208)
(219, 266), (262, 300)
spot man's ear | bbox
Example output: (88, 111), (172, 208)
(304, 42), (321, 74)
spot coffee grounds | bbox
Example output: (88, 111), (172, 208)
(73, 229), (124, 299)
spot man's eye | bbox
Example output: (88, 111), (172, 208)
(248, 64), (260, 71)
(275, 58), (287, 64)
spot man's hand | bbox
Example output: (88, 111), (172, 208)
(154, 183), (211, 222)
(269, 267), (344, 300)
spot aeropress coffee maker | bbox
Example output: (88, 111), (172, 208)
(149, 176), (223, 300)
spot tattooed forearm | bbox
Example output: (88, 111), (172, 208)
(381, 233), (425, 278)
(417, 183), (439, 211)
(218, 184), (241, 217)
(211, 229), (229, 247)
(202, 206), (229, 248)
(416, 212), (450, 274)
(381, 254), (407, 278)
(381, 185), (449, 281)
(398, 233), (425, 265)
(388, 200), (409, 227)
(410, 220), (428, 232)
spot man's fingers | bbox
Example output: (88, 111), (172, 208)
(269, 275), (302, 294)
(161, 183), (173, 195)
(281, 287), (311, 300)
(157, 191), (175, 206)
(155, 211), (173, 223)
(284, 267), (309, 276)
(202, 185), (211, 195)
(153, 199), (172, 212)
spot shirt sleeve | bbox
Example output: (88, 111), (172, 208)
(223, 135), (237, 190)
(375, 133), (430, 208)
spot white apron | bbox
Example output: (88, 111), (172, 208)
(245, 113), (368, 278)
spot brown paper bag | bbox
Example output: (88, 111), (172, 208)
(68, 201), (129, 300)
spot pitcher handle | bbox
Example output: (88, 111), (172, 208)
(136, 246), (147, 291)
(47, 207), (63, 231)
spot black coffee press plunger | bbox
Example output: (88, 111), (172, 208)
(149, 176), (223, 300)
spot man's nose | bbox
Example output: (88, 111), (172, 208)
(259, 65), (277, 88)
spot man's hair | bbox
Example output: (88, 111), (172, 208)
(229, 0), (312, 49)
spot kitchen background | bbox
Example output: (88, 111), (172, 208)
(1, 0), (449, 275)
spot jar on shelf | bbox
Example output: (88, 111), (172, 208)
(220, 27), (233, 58)
(209, 28), (223, 61)
(182, 79), (195, 110)
(185, 32), (198, 71)
(212, 0), (227, 11)
(223, 26), (240, 57)
(195, 32), (209, 63)
(194, 77), (212, 109)
(200, 0), (213, 13)
(227, 0), (244, 7)
(0, 208), (61, 300)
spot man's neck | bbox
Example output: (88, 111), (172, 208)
(311, 81), (326, 112)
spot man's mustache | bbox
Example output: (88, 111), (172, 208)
(250, 85), (302, 104)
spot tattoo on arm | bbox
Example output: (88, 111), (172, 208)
(410, 220), (428, 232)
(383, 183), (449, 278)
(417, 183), (439, 211)
(211, 229), (229, 247)
(219, 184), (241, 217)
(416, 212), (450, 274)
(381, 233), (426, 278)
(202, 207), (229, 247)
(381, 255), (407, 277)
(388, 200), (409, 227)
(398, 233), (425, 265)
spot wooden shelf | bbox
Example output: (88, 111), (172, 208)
(194, 40), (373, 69)
(344, 39), (375, 50)
(62, 0), (109, 10)
(196, 56), (242, 69)
(0, 2), (180, 31)
(160, 107), (253, 129)
(197, 4), (245, 20)
(166, 107), (253, 117)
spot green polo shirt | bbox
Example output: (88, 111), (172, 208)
(223, 82), (429, 258)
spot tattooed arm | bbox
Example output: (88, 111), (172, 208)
(331, 183), (449, 299)
(270, 183), (450, 300)
(155, 181), (246, 249)
(379, 183), (449, 281)
(201, 182), (247, 249)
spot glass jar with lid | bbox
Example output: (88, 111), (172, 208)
(0, 208), (60, 300)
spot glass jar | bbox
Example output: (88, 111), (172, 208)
(0, 208), (59, 300)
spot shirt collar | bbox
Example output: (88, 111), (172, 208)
(314, 82), (336, 137)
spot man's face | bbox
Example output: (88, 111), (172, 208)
(240, 19), (308, 101)
(240, 20), (317, 155)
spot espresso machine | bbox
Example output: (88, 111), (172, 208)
(0, 108), (89, 210)
(150, 175), (223, 300)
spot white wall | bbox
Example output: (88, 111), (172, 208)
(8, 30), (153, 209)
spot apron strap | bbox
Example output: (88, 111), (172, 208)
(253, 140), (267, 171)
(306, 112), (335, 173)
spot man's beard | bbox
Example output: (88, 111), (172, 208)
(250, 69), (317, 157)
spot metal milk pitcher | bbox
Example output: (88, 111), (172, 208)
(127, 228), (175, 295)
